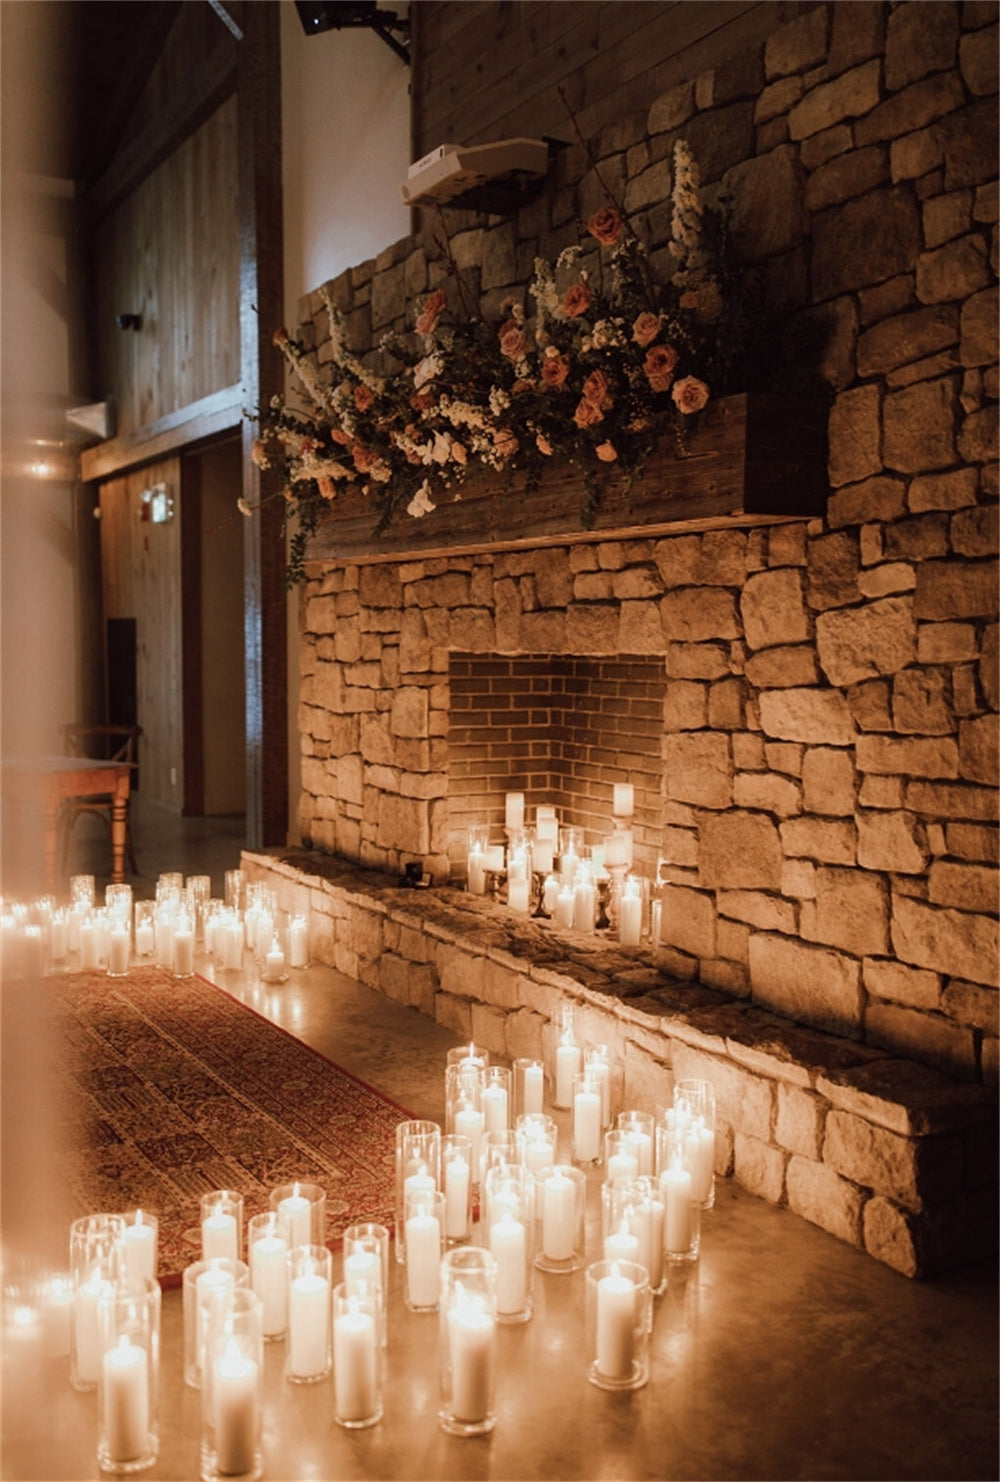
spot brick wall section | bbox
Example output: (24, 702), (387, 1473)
(241, 847), (997, 1279)
(294, 3), (998, 1085)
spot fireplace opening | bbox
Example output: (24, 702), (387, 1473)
(447, 654), (665, 879)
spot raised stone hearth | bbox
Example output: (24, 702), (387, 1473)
(242, 847), (997, 1279)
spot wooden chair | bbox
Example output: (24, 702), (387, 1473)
(58, 724), (142, 876)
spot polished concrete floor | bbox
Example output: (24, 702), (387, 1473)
(2, 803), (998, 1481)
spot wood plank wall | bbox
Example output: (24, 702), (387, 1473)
(93, 95), (240, 439)
(411, 1), (807, 156)
(98, 456), (184, 809)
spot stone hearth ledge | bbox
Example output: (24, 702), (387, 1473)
(242, 847), (997, 1279)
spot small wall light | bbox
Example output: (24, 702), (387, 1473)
(116, 313), (142, 330)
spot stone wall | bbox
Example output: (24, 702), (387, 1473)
(295, 2), (998, 1085)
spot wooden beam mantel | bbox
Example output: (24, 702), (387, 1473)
(78, 385), (243, 482)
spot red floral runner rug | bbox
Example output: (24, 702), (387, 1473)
(46, 968), (411, 1283)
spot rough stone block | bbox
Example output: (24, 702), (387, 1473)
(856, 810), (929, 874)
(661, 587), (740, 642)
(740, 568), (811, 650)
(917, 234), (992, 305)
(891, 666), (954, 735)
(824, 1109), (963, 1211)
(801, 746), (856, 815)
(891, 893), (1000, 988)
(827, 384), (883, 485)
(664, 732), (733, 809)
(744, 645), (821, 688)
(718, 890), (797, 934)
(758, 687), (855, 745)
(812, 188), (921, 301)
(661, 885), (717, 960)
(789, 60), (880, 140)
(785, 1155), (865, 1246)
(503, 1006), (546, 1062)
(776, 1084), (826, 1158)
(749, 932), (863, 1038)
(857, 303), (960, 376)
(884, 376), (959, 473)
(621, 1038), (673, 1114)
(726, 144), (808, 261)
(928, 860), (998, 914)
(781, 816), (857, 865)
(732, 773), (801, 817)
(801, 865), (890, 957)
(733, 1134), (786, 1204)
(815, 596), (918, 687)
(805, 144), (890, 213)
(699, 810), (784, 889)
(470, 1001), (510, 1056)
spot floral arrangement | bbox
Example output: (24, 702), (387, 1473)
(251, 137), (756, 583)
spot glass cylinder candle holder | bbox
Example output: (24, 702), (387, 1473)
(342, 1223), (390, 1349)
(171, 910), (196, 979)
(515, 1113), (558, 1176)
(440, 1134), (473, 1246)
(603, 1176), (666, 1296)
(332, 1283), (381, 1429)
(106, 915), (132, 978)
(105, 882), (133, 923)
(445, 1065), (484, 1180)
(659, 1156), (701, 1264)
(156, 872), (184, 903)
(43, 1271), (75, 1362)
(583, 1042), (617, 1129)
(200, 1287), (263, 1482)
(438, 1247), (498, 1436)
(288, 912), (310, 969)
(482, 1165), (533, 1324)
(247, 1213), (289, 1343)
(603, 1129), (641, 1187)
(617, 1110), (656, 1177)
(71, 1214), (126, 1391)
(97, 1279), (160, 1474)
(403, 1188), (444, 1314)
(466, 828), (488, 896)
(394, 1121), (441, 1264)
(557, 828), (580, 885)
(585, 1259), (651, 1391)
(256, 916), (290, 984)
(269, 1181), (326, 1252)
(285, 1245), (332, 1384)
(481, 1065), (511, 1137)
(48, 906), (69, 971)
(224, 870), (246, 911)
(672, 1078), (717, 1210)
(71, 874), (96, 908)
(572, 1071), (604, 1168)
(533, 1165), (586, 1273)
(446, 1042), (489, 1070)
(132, 901), (155, 961)
(121, 1212), (158, 1294)
(182, 1258), (249, 1390)
(200, 1191), (244, 1264)
(545, 1006), (581, 1112)
(185, 875), (211, 946)
(513, 1057), (545, 1119)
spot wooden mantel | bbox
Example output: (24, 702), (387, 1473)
(305, 393), (829, 565)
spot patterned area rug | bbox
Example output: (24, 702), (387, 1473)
(46, 968), (411, 1282)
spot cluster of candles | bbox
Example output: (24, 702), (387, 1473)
(466, 787), (660, 948)
(4, 1014), (715, 1471)
(0, 869), (310, 985)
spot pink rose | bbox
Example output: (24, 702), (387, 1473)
(582, 369), (610, 408)
(595, 442), (618, 462)
(498, 320), (528, 361)
(562, 281), (592, 318)
(632, 311), (661, 347)
(415, 288), (446, 335)
(541, 352), (570, 389)
(672, 376), (710, 414)
(644, 343), (679, 394)
(354, 384), (374, 413)
(573, 397), (604, 428)
(587, 207), (622, 247)
(493, 429), (519, 459)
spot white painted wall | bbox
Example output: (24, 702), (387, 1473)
(280, 0), (412, 842)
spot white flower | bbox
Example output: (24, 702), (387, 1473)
(237, 497), (254, 517)
(414, 352), (444, 389)
(489, 385), (510, 416)
(407, 480), (436, 517)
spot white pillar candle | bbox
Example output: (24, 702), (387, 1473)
(632, 1197), (664, 1291)
(685, 1117), (716, 1204)
(587, 1055), (611, 1126)
(74, 1272), (115, 1384)
(554, 1040), (581, 1107)
(279, 1192), (312, 1251)
(542, 874), (561, 914)
(123, 1214), (156, 1289)
(444, 1156), (470, 1240)
(650, 899), (662, 945)
(541, 1174), (576, 1262)
(264, 940), (286, 981)
(288, 1267), (330, 1378)
(619, 880), (642, 946)
(596, 1269), (636, 1380)
(250, 1234), (288, 1337)
(661, 1162), (694, 1254)
(612, 783), (634, 819)
(481, 1082), (508, 1135)
(467, 850), (487, 895)
(505, 792), (525, 831)
(554, 885), (575, 928)
(334, 1299), (378, 1422)
(483, 844), (505, 872)
(623, 1128), (654, 1177)
(489, 1214), (526, 1316)
(453, 1107), (483, 1173)
(573, 876), (596, 933)
(507, 874), (530, 912)
(173, 923), (195, 975)
(108, 925), (130, 975)
(404, 1210), (441, 1309)
(134, 919), (154, 958)
(289, 915), (309, 968)
(79, 920), (100, 970)
(448, 1296), (495, 1423)
(532, 838), (554, 874)
(522, 1130), (554, 1174)
(202, 1208), (239, 1263)
(102, 1336), (150, 1464)
(606, 1149), (639, 1184)
(212, 1339), (258, 1475)
(44, 1276), (74, 1360)
(560, 847), (579, 886)
(573, 1084), (602, 1163)
(223, 916), (244, 970)
(523, 1063), (544, 1116)
(49, 912), (68, 961)
(604, 1222), (640, 1265)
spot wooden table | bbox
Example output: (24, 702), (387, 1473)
(1, 755), (132, 886)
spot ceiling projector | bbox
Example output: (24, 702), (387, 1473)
(400, 138), (551, 207)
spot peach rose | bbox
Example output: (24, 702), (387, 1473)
(409, 389), (435, 413)
(587, 207), (622, 247)
(582, 369), (610, 408)
(415, 288), (446, 335)
(562, 281), (592, 318)
(352, 443), (376, 473)
(493, 429), (519, 459)
(644, 343), (679, 394)
(317, 476), (337, 501)
(536, 433), (553, 456)
(541, 352), (570, 389)
(498, 320), (528, 361)
(632, 311), (661, 347)
(354, 384), (375, 413)
(330, 427), (351, 446)
(573, 396), (604, 428)
(596, 441), (618, 462)
(672, 376), (710, 414)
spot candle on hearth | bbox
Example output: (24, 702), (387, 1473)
(213, 1337), (259, 1474)
(612, 783), (634, 820)
(264, 938), (286, 982)
(483, 844), (505, 873)
(604, 831), (627, 868)
(542, 873), (561, 915)
(467, 843), (487, 895)
(507, 872), (530, 912)
(629, 1190), (665, 1292)
(482, 1080), (508, 1135)
(554, 883), (575, 929)
(619, 876), (642, 947)
(684, 1114), (716, 1205)
(505, 792), (524, 830)
(102, 1334), (150, 1465)
(523, 1061), (544, 1116)
(573, 869), (596, 933)
(596, 1266), (636, 1381)
(453, 1104), (484, 1173)
(532, 836), (554, 874)
(289, 914), (309, 968)
(108, 923), (130, 976)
